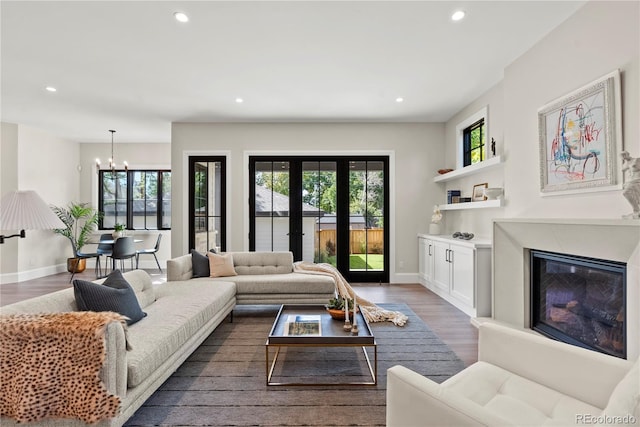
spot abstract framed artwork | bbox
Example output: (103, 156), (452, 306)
(538, 70), (623, 195)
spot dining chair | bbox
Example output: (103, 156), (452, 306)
(111, 236), (136, 272)
(136, 234), (163, 272)
(96, 233), (113, 276)
(69, 248), (102, 283)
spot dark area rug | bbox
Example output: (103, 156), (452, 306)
(125, 303), (465, 426)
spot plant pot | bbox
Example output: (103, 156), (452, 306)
(429, 223), (441, 235)
(326, 307), (359, 321)
(112, 231), (122, 239)
(67, 258), (86, 273)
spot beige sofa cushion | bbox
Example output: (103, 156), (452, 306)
(211, 272), (335, 294)
(442, 361), (601, 426)
(231, 251), (293, 275)
(124, 280), (236, 388)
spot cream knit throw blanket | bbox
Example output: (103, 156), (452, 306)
(294, 261), (408, 326)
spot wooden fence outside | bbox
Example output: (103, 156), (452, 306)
(317, 228), (384, 254)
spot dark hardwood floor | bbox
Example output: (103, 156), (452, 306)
(0, 270), (479, 366)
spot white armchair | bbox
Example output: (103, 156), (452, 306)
(387, 322), (639, 426)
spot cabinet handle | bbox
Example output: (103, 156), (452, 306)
(428, 244), (432, 256)
(449, 250), (454, 264)
(445, 249), (449, 262)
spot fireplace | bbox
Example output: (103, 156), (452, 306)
(530, 250), (626, 359)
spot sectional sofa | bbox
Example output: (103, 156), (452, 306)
(0, 251), (336, 426)
(167, 251), (336, 304)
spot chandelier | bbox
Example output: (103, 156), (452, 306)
(96, 129), (128, 174)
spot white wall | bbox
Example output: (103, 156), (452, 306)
(443, 1), (639, 237)
(0, 123), (79, 283)
(171, 122), (445, 280)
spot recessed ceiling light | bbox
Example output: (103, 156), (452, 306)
(396, 97), (404, 103)
(451, 10), (465, 21)
(174, 12), (189, 23)
(235, 98), (244, 103)
(45, 86), (57, 92)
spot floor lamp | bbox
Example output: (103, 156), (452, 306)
(0, 190), (65, 243)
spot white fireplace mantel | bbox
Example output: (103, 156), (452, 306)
(492, 218), (640, 360)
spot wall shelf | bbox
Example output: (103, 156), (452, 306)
(438, 199), (503, 210)
(433, 156), (503, 183)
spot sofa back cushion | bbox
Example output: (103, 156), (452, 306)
(231, 251), (293, 275)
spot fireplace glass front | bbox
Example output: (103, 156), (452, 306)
(531, 250), (626, 359)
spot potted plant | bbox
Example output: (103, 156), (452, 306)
(113, 223), (125, 239)
(51, 202), (102, 273)
(325, 297), (356, 320)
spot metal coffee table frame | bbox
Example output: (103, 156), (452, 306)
(265, 304), (377, 386)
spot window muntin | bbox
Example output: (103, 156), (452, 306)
(99, 169), (171, 230)
(463, 119), (485, 167)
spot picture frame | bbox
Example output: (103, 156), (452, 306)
(472, 183), (488, 201)
(538, 70), (623, 195)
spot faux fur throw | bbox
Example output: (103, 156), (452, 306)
(0, 311), (127, 424)
(294, 261), (408, 326)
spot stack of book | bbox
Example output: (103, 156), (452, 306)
(447, 190), (461, 204)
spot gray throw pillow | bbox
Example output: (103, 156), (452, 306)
(73, 270), (146, 325)
(191, 249), (218, 277)
(191, 249), (210, 278)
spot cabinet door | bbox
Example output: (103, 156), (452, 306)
(424, 239), (434, 283)
(418, 238), (428, 282)
(432, 240), (451, 292)
(450, 244), (475, 307)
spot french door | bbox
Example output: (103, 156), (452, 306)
(249, 156), (389, 282)
(188, 156), (226, 252)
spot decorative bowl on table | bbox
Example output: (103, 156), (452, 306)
(326, 308), (347, 320)
(483, 187), (503, 200)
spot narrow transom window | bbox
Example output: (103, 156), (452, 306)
(463, 119), (485, 167)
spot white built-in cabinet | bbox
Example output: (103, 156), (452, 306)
(417, 234), (491, 318)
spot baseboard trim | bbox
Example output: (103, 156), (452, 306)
(390, 272), (419, 284)
(0, 263), (67, 285)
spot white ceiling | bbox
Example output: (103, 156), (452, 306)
(1, 1), (586, 143)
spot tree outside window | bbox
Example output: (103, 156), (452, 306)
(99, 170), (171, 230)
(463, 119), (485, 167)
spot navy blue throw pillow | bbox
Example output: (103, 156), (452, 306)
(73, 269), (146, 325)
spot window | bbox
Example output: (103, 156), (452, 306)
(99, 170), (171, 230)
(463, 118), (485, 167)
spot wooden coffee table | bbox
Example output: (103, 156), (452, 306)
(265, 304), (377, 386)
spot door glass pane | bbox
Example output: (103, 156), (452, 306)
(303, 161), (337, 265)
(102, 171), (127, 228)
(193, 161), (222, 252)
(162, 172), (171, 228)
(349, 161), (384, 272)
(255, 161), (290, 251)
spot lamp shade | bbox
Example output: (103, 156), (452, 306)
(0, 190), (65, 230)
